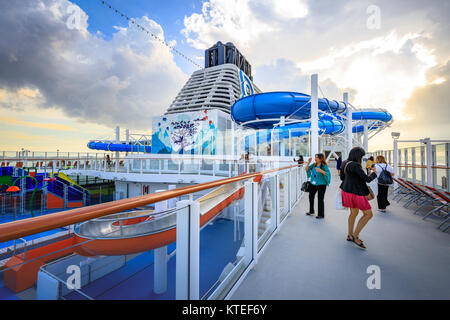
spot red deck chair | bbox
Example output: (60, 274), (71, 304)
(403, 180), (448, 220)
(392, 177), (416, 202)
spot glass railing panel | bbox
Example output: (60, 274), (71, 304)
(290, 169), (296, 208)
(257, 176), (276, 252)
(217, 161), (230, 177)
(148, 159), (160, 172)
(279, 171), (289, 222)
(0, 205), (184, 300)
(200, 160), (213, 174)
(406, 148), (413, 180)
(196, 185), (249, 300)
(414, 147), (422, 184)
(180, 160), (199, 175)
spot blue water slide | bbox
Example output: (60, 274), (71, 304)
(231, 91), (347, 129)
(87, 141), (151, 153)
(231, 92), (392, 136)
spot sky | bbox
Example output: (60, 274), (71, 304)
(0, 0), (449, 152)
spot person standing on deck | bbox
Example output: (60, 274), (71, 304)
(374, 155), (395, 213)
(340, 147), (377, 249)
(294, 155), (304, 166)
(336, 155), (342, 175)
(305, 154), (331, 219)
(365, 156), (374, 174)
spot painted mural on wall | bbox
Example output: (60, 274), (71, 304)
(152, 110), (218, 154)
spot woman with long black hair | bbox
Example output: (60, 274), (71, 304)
(340, 147), (377, 249)
(305, 153), (331, 219)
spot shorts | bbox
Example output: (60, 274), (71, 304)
(341, 190), (372, 211)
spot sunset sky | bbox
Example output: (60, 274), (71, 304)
(0, 0), (449, 152)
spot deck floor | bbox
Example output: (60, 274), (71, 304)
(231, 172), (450, 300)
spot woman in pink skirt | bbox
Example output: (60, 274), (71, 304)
(340, 147), (377, 249)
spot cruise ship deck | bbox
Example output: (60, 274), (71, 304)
(232, 171), (450, 300)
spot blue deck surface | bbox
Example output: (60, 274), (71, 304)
(0, 281), (19, 300)
(63, 217), (242, 300)
(0, 210), (69, 249)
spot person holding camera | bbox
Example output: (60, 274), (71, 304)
(305, 153), (331, 219)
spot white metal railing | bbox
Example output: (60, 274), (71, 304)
(373, 140), (450, 192)
(1, 152), (301, 178)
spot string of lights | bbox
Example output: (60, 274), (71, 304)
(99, 0), (202, 69)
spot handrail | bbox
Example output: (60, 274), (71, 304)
(0, 164), (301, 243)
(397, 164), (449, 169)
(1, 157), (297, 163)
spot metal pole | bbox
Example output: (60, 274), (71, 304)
(175, 200), (200, 300)
(154, 190), (168, 295)
(310, 74), (319, 156)
(115, 126), (120, 172)
(425, 138), (432, 187)
(344, 92), (352, 158)
(363, 122), (369, 151)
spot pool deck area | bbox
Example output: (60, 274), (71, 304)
(231, 173), (450, 300)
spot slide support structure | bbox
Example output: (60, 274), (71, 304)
(176, 200), (200, 300)
(344, 92), (352, 158)
(363, 122), (369, 151)
(310, 74), (319, 156)
(154, 189), (169, 295)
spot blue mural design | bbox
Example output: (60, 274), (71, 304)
(152, 110), (219, 155)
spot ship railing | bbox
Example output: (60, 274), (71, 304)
(1, 152), (301, 178)
(372, 140), (450, 193)
(0, 163), (307, 300)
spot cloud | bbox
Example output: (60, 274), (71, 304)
(0, 116), (78, 132)
(400, 60), (450, 130)
(0, 0), (188, 129)
(369, 60), (450, 150)
(182, 0), (450, 150)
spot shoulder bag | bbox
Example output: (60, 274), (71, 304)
(344, 161), (375, 201)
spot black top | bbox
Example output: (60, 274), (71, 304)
(294, 156), (304, 165)
(339, 160), (377, 196)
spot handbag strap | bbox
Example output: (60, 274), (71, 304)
(343, 161), (351, 175)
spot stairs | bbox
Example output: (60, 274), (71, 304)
(258, 186), (273, 238)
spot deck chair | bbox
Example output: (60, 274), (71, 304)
(402, 180), (432, 209)
(393, 178), (416, 202)
(422, 186), (450, 230)
(405, 181), (448, 221)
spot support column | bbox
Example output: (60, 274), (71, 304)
(424, 138), (433, 187)
(344, 92), (352, 158)
(176, 200), (200, 300)
(244, 180), (258, 267)
(363, 122), (369, 151)
(154, 190), (169, 295)
(125, 129), (130, 156)
(310, 74), (319, 157)
(115, 126), (120, 172)
(167, 184), (177, 209)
